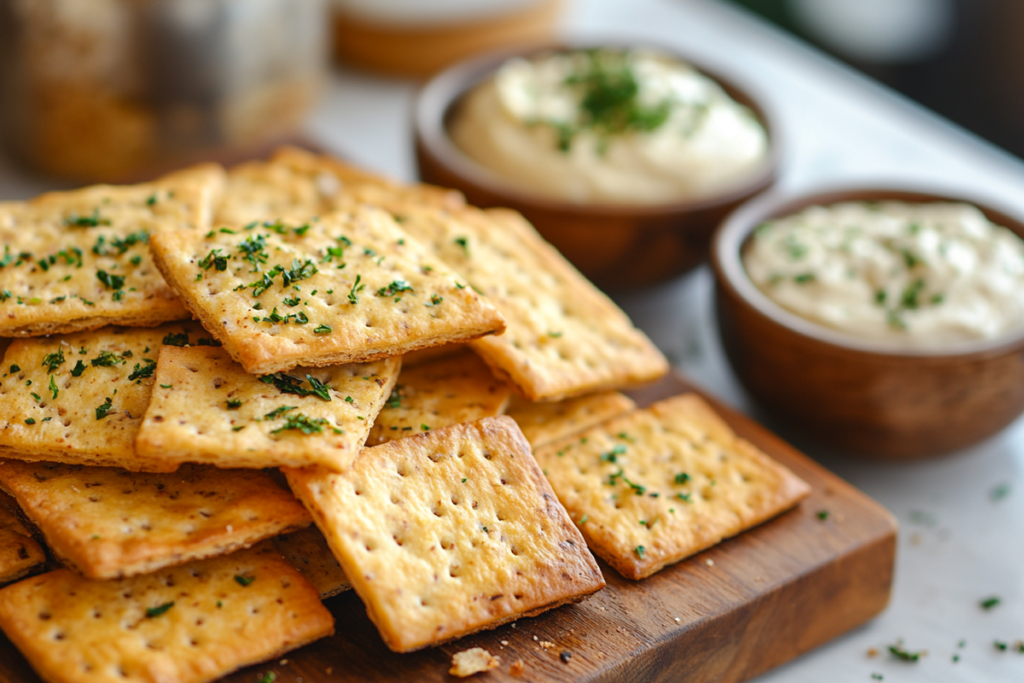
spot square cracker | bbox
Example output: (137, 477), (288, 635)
(533, 394), (811, 580)
(285, 416), (605, 653)
(272, 526), (351, 599)
(150, 208), (506, 375)
(0, 321), (210, 472)
(0, 496), (45, 586)
(0, 544), (334, 683)
(365, 350), (510, 446)
(135, 346), (400, 472)
(507, 391), (637, 449)
(0, 460), (311, 580)
(0, 164), (224, 337)
(329, 195), (668, 401)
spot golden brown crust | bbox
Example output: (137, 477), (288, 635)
(366, 350), (510, 446)
(0, 322), (210, 472)
(507, 391), (637, 449)
(0, 545), (334, 683)
(150, 208), (506, 375)
(534, 393), (811, 580)
(285, 416), (605, 652)
(0, 461), (311, 580)
(135, 346), (400, 472)
(0, 495), (45, 586)
(0, 165), (223, 337)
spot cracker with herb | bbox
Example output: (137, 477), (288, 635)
(328, 196), (668, 400)
(135, 346), (399, 472)
(0, 495), (45, 586)
(0, 164), (223, 337)
(0, 544), (334, 683)
(507, 391), (637, 449)
(272, 526), (351, 599)
(0, 460), (310, 580)
(0, 322), (208, 472)
(285, 416), (605, 653)
(534, 394), (810, 580)
(366, 350), (510, 446)
(149, 208), (506, 375)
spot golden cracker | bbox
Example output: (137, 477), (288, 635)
(0, 460), (311, 580)
(214, 158), (334, 226)
(0, 545), (334, 683)
(0, 165), (224, 337)
(286, 416), (605, 653)
(150, 208), (506, 375)
(0, 495), (45, 586)
(136, 346), (399, 472)
(272, 526), (351, 599)
(328, 196), (668, 401)
(507, 391), (637, 449)
(534, 394), (811, 580)
(0, 322), (209, 472)
(366, 350), (510, 446)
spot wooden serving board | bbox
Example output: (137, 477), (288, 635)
(0, 373), (897, 683)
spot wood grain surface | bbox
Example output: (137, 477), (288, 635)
(0, 373), (898, 683)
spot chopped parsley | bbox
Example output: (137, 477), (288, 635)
(199, 248), (229, 271)
(41, 349), (65, 373)
(90, 350), (122, 367)
(271, 413), (330, 435)
(280, 258), (318, 288)
(64, 209), (110, 227)
(145, 602), (174, 618)
(95, 397), (114, 420)
(282, 295), (301, 307)
(634, 545), (645, 559)
(48, 375), (58, 400)
(314, 324), (332, 334)
(887, 643), (923, 662)
(376, 279), (413, 297)
(24, 418), (36, 425)
(96, 270), (125, 291)
(427, 293), (443, 307)
(674, 472), (691, 484)
(980, 596), (1001, 610)
(9, 364), (20, 373)
(162, 332), (189, 347)
(127, 360), (157, 382)
(234, 575), (255, 587)
(264, 405), (297, 419)
(259, 373), (331, 401)
(256, 672), (277, 683)
(237, 234), (269, 271)
(421, 424), (430, 431)
(347, 274), (365, 304)
(385, 386), (402, 409)
(226, 399), (243, 409)
(454, 236), (470, 256)
(816, 510), (830, 521)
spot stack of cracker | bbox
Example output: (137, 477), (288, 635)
(0, 149), (808, 683)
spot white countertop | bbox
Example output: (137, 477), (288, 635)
(2, 1), (1021, 680)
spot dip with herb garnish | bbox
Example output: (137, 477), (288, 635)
(449, 48), (768, 205)
(744, 201), (1024, 346)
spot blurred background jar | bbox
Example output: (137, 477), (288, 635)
(330, 0), (564, 79)
(0, 0), (328, 182)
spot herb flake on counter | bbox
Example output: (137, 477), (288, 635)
(980, 596), (1001, 610)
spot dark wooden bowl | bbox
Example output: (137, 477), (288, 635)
(414, 45), (780, 290)
(712, 187), (1024, 459)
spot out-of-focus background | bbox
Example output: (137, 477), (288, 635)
(2, 0), (1023, 187)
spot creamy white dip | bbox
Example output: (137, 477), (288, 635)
(449, 49), (769, 205)
(743, 201), (1024, 347)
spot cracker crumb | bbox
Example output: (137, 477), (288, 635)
(674, 617), (681, 623)
(279, 659), (289, 666)
(867, 647), (878, 657)
(509, 659), (525, 676)
(539, 640), (555, 648)
(450, 648), (500, 677)
(325, 668), (332, 675)
(533, 635), (538, 641)
(705, 558), (715, 566)
(501, 640), (508, 646)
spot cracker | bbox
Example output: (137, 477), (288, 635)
(450, 648), (500, 677)
(272, 526), (351, 599)
(0, 460), (311, 580)
(366, 350), (510, 446)
(329, 197), (668, 401)
(400, 342), (467, 367)
(0, 164), (224, 337)
(0, 495), (45, 586)
(0, 321), (209, 472)
(214, 158), (335, 226)
(269, 146), (464, 211)
(533, 394), (811, 580)
(285, 416), (605, 653)
(507, 391), (637, 449)
(149, 208), (506, 375)
(0, 545), (334, 683)
(135, 346), (399, 472)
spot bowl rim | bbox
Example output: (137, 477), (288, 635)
(712, 184), (1024, 359)
(414, 40), (781, 217)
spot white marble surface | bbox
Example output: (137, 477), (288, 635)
(1, 1), (1022, 680)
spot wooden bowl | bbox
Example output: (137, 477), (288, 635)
(712, 187), (1024, 459)
(414, 45), (780, 290)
